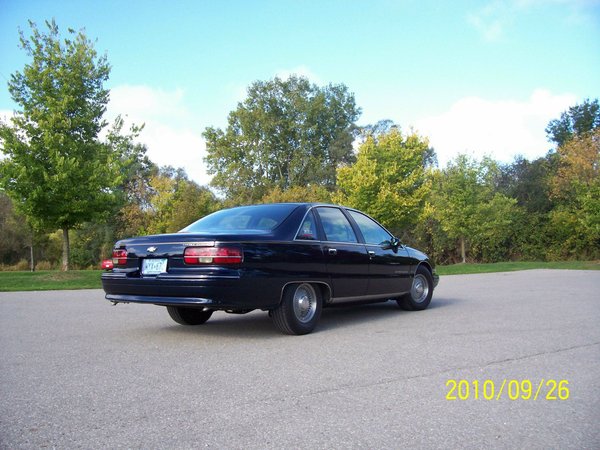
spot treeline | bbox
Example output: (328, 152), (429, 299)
(2, 99), (598, 269)
(0, 157), (221, 269)
(0, 21), (598, 270)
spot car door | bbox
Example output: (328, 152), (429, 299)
(347, 210), (413, 297)
(315, 206), (370, 301)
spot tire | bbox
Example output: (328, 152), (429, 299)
(167, 306), (213, 325)
(271, 283), (322, 335)
(397, 266), (433, 311)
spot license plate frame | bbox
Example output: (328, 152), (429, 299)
(141, 258), (168, 276)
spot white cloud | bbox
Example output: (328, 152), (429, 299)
(468, 0), (600, 41)
(106, 85), (211, 185)
(467, 2), (507, 42)
(0, 109), (14, 122)
(467, 1), (512, 42)
(414, 89), (576, 167)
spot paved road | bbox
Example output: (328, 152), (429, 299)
(1, 270), (599, 449)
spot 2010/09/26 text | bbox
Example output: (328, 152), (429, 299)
(445, 379), (569, 401)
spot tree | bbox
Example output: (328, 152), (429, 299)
(550, 128), (600, 201)
(138, 167), (220, 235)
(203, 75), (360, 202)
(429, 155), (519, 263)
(469, 193), (520, 262)
(0, 192), (29, 266)
(357, 120), (438, 167)
(106, 117), (157, 239)
(0, 20), (118, 270)
(168, 182), (220, 232)
(429, 156), (480, 263)
(333, 128), (433, 236)
(547, 129), (600, 259)
(497, 154), (557, 213)
(258, 185), (332, 204)
(546, 98), (600, 147)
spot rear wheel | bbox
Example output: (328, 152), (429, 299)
(397, 266), (433, 311)
(271, 283), (322, 335)
(167, 306), (213, 325)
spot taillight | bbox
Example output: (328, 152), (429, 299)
(184, 246), (243, 265)
(112, 249), (127, 266)
(101, 259), (114, 270)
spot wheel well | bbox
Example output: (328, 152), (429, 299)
(314, 283), (332, 304)
(415, 261), (433, 276)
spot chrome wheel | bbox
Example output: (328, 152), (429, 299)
(411, 273), (430, 304)
(292, 283), (318, 323)
(271, 282), (323, 335)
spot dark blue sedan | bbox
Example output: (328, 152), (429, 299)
(102, 203), (439, 335)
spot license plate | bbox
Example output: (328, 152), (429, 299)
(141, 258), (168, 275)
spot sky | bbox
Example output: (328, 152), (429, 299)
(1, 0), (598, 185)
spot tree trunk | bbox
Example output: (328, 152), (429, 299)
(30, 242), (35, 272)
(460, 236), (466, 264)
(62, 227), (70, 271)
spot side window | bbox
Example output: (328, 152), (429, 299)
(296, 211), (318, 240)
(316, 207), (358, 243)
(348, 210), (392, 245)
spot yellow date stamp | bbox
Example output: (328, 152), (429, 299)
(446, 379), (570, 401)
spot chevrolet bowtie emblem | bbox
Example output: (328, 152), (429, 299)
(147, 246), (157, 253)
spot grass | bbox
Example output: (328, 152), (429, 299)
(436, 260), (600, 276)
(0, 270), (102, 292)
(0, 261), (598, 292)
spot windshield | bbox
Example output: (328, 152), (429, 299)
(180, 204), (298, 233)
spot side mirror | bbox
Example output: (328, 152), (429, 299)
(382, 237), (401, 251)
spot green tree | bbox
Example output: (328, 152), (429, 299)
(203, 75), (360, 202)
(0, 192), (29, 266)
(0, 20), (118, 270)
(259, 185), (332, 204)
(140, 167), (219, 235)
(429, 156), (479, 263)
(497, 154), (557, 213)
(469, 193), (520, 262)
(168, 181), (220, 232)
(547, 129), (600, 259)
(429, 155), (519, 263)
(106, 117), (158, 240)
(545, 98), (600, 147)
(333, 128), (433, 236)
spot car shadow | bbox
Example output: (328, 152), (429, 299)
(316, 300), (452, 332)
(156, 297), (458, 338)
(159, 311), (278, 339)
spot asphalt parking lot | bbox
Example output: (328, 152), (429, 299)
(1, 269), (599, 449)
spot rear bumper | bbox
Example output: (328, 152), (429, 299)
(106, 293), (231, 308)
(101, 271), (280, 310)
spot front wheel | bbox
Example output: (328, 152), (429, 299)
(271, 283), (322, 335)
(397, 266), (433, 311)
(167, 306), (213, 325)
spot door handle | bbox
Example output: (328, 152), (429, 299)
(368, 251), (375, 257)
(328, 248), (337, 256)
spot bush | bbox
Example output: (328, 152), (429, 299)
(15, 259), (30, 271)
(35, 260), (55, 270)
(0, 260), (30, 271)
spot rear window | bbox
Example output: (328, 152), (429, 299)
(180, 204), (298, 233)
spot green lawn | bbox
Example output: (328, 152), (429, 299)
(0, 261), (598, 292)
(436, 260), (600, 276)
(0, 270), (102, 292)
